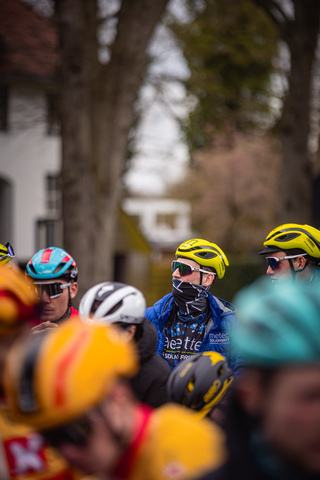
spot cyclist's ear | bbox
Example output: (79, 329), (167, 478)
(296, 255), (307, 270)
(202, 272), (215, 287)
(70, 282), (78, 299)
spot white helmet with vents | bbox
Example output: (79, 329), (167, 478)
(79, 282), (146, 326)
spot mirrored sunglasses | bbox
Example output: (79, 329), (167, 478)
(41, 415), (92, 448)
(33, 282), (71, 299)
(266, 253), (307, 271)
(171, 260), (213, 277)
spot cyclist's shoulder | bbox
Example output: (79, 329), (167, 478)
(145, 293), (174, 318)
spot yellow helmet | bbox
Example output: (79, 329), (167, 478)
(0, 242), (15, 266)
(0, 266), (40, 334)
(4, 317), (139, 430)
(176, 239), (229, 279)
(259, 223), (320, 258)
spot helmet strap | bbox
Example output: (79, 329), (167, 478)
(289, 257), (310, 283)
(288, 259), (297, 283)
(56, 286), (72, 323)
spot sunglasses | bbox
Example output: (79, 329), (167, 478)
(41, 415), (92, 448)
(33, 282), (71, 299)
(171, 261), (213, 277)
(266, 253), (307, 271)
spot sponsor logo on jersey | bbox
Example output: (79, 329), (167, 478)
(209, 332), (229, 344)
(4, 433), (46, 476)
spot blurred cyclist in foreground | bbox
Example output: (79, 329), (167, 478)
(0, 267), (79, 480)
(4, 317), (227, 480)
(196, 277), (320, 480)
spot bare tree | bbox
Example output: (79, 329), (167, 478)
(54, 0), (169, 297)
(254, 0), (320, 222)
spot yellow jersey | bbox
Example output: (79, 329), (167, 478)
(0, 406), (76, 480)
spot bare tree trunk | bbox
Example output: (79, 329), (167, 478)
(277, 0), (320, 222)
(54, 0), (169, 298)
(255, 0), (320, 223)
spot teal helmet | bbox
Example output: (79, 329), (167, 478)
(26, 247), (78, 282)
(233, 277), (320, 367)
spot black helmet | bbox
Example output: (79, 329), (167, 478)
(167, 352), (233, 419)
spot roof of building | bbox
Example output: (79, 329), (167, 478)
(0, 0), (59, 82)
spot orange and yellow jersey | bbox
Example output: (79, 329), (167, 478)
(0, 405), (77, 480)
(112, 404), (226, 480)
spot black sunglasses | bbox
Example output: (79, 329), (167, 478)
(41, 415), (92, 448)
(33, 282), (71, 299)
(266, 254), (307, 271)
(171, 260), (213, 277)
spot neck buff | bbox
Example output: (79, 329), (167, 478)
(172, 278), (209, 316)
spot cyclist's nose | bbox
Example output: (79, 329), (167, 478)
(41, 289), (51, 302)
(266, 265), (274, 275)
(172, 267), (180, 279)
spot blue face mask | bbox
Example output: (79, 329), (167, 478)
(172, 279), (209, 316)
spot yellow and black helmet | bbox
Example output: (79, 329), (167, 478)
(0, 242), (15, 266)
(167, 352), (233, 420)
(175, 239), (229, 279)
(259, 223), (320, 258)
(4, 317), (138, 430)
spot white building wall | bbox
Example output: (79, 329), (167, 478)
(123, 197), (193, 248)
(0, 87), (60, 262)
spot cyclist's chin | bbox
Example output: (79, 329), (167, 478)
(40, 309), (57, 323)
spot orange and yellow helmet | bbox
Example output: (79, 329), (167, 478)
(0, 266), (40, 334)
(4, 317), (138, 430)
(176, 239), (229, 279)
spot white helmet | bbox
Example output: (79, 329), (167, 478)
(79, 282), (146, 326)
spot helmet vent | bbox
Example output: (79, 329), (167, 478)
(91, 299), (103, 314)
(107, 300), (123, 315)
(186, 377), (195, 393)
(275, 232), (300, 242)
(28, 264), (37, 276)
(196, 251), (218, 259)
(53, 264), (64, 274)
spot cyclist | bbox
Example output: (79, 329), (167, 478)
(26, 247), (78, 329)
(0, 242), (15, 266)
(196, 278), (320, 480)
(79, 281), (171, 407)
(259, 223), (320, 285)
(0, 267), (79, 480)
(167, 352), (233, 427)
(145, 238), (243, 375)
(4, 318), (227, 480)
